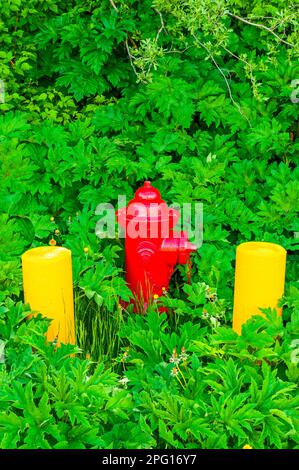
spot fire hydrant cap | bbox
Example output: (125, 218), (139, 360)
(117, 181), (180, 229)
(134, 181), (163, 203)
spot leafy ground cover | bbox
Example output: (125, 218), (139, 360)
(0, 0), (298, 449)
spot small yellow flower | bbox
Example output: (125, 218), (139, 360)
(243, 444), (252, 449)
(86, 353), (91, 360)
(49, 239), (57, 246)
(55, 229), (60, 235)
(121, 349), (130, 363)
(162, 287), (166, 291)
(170, 348), (180, 365)
(153, 294), (159, 300)
(50, 216), (55, 222)
(83, 247), (89, 253)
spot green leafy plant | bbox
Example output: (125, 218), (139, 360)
(0, 0), (298, 449)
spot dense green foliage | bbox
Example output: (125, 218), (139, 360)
(0, 0), (298, 449)
(0, 300), (298, 448)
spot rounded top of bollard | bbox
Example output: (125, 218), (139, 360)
(237, 241), (286, 257)
(22, 246), (71, 262)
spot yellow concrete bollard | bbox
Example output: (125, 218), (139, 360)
(232, 241), (287, 334)
(22, 246), (75, 345)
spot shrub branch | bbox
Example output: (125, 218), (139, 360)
(227, 12), (295, 47)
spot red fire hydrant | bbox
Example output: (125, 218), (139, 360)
(117, 181), (197, 311)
